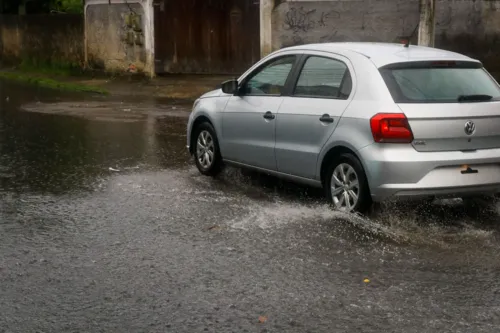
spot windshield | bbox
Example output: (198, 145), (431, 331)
(380, 63), (500, 103)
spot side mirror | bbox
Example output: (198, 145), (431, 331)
(221, 79), (239, 95)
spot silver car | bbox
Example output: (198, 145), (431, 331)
(186, 42), (500, 213)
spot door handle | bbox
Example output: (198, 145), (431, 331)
(263, 111), (275, 120)
(319, 114), (334, 123)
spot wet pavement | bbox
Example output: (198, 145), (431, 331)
(1, 79), (500, 333)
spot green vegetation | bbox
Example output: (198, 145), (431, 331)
(0, 71), (108, 94)
(1, 0), (84, 15)
(17, 58), (83, 77)
(50, 0), (84, 14)
(0, 57), (108, 94)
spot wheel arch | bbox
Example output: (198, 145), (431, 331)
(319, 145), (367, 187)
(321, 144), (373, 213)
(189, 115), (216, 155)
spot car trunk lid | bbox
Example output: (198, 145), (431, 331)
(398, 102), (500, 152)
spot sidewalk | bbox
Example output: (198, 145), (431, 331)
(63, 73), (234, 101)
(0, 67), (233, 101)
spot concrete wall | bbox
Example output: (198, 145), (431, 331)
(85, 2), (148, 73)
(272, 0), (419, 48)
(434, 0), (500, 75)
(272, 0), (500, 74)
(0, 15), (83, 67)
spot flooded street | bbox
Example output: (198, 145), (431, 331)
(1, 80), (500, 332)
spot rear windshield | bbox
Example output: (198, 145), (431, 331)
(380, 62), (500, 103)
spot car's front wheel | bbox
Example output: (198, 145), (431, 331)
(325, 153), (372, 214)
(193, 122), (223, 177)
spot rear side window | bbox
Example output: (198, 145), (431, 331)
(293, 56), (352, 99)
(380, 62), (500, 103)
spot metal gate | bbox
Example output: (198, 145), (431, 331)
(154, 0), (260, 74)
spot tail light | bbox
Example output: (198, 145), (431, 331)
(370, 113), (413, 143)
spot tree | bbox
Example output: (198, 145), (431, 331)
(50, 0), (83, 14)
(0, 0), (83, 14)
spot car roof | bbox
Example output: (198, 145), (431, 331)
(280, 42), (480, 68)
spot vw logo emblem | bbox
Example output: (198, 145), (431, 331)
(464, 121), (476, 136)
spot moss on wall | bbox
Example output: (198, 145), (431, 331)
(86, 4), (146, 73)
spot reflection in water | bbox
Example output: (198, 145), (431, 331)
(152, 115), (190, 169)
(0, 80), (191, 195)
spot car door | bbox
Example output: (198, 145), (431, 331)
(221, 54), (299, 171)
(275, 53), (355, 179)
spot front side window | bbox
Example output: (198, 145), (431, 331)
(243, 56), (296, 96)
(380, 63), (500, 103)
(293, 56), (352, 99)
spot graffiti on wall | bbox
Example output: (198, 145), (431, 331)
(437, 4), (452, 28)
(276, 0), (500, 76)
(283, 7), (316, 32)
(282, 6), (340, 46)
(279, 2), (428, 48)
(283, 6), (340, 32)
(278, 0), (494, 49)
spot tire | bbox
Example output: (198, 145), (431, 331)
(193, 122), (223, 177)
(324, 153), (372, 214)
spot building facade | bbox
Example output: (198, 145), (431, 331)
(84, 0), (500, 76)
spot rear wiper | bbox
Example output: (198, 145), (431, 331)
(457, 94), (493, 102)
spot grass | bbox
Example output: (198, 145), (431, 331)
(17, 58), (85, 76)
(0, 70), (109, 95)
(0, 58), (109, 94)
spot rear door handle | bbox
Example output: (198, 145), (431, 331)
(319, 114), (334, 123)
(263, 111), (275, 120)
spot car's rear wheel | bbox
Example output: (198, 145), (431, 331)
(193, 122), (223, 177)
(325, 153), (372, 214)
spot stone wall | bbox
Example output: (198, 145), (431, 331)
(85, 3), (147, 73)
(272, 0), (500, 74)
(0, 15), (84, 67)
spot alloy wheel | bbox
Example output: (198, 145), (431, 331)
(330, 163), (360, 212)
(196, 130), (214, 169)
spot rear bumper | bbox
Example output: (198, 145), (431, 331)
(358, 144), (500, 202)
(373, 183), (500, 201)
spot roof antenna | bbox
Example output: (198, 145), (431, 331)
(402, 22), (420, 48)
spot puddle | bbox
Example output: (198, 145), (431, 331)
(21, 101), (191, 122)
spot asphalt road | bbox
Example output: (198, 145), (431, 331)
(1, 80), (500, 333)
